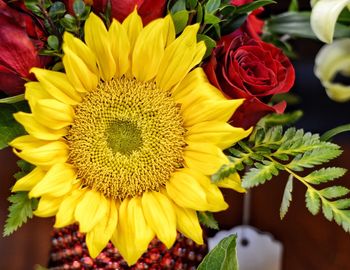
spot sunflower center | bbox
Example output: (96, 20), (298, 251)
(106, 120), (143, 156)
(67, 77), (186, 200)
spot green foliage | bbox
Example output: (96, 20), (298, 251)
(213, 123), (350, 233)
(197, 211), (219, 230)
(0, 103), (27, 150)
(288, 0), (299, 12)
(265, 11), (350, 39)
(197, 234), (238, 270)
(13, 160), (35, 180)
(304, 168), (347, 184)
(280, 175), (293, 219)
(321, 123), (350, 141)
(3, 192), (39, 236)
(168, 0), (275, 57)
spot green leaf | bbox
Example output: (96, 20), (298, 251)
(0, 104), (26, 150)
(321, 123), (350, 141)
(196, 2), (204, 23)
(204, 13), (221, 24)
(288, 146), (342, 171)
(266, 11), (350, 39)
(49, 1), (66, 17)
(242, 161), (282, 188)
(197, 212), (219, 230)
(14, 160), (34, 180)
(187, 0), (197, 10)
(288, 0), (299, 11)
(3, 192), (38, 236)
(305, 189), (320, 215)
(171, 10), (189, 34)
(171, 0), (186, 13)
(257, 110), (303, 129)
(304, 167), (347, 184)
(280, 174), (293, 219)
(205, 0), (220, 14)
(0, 94), (25, 104)
(322, 203), (333, 221)
(235, 0), (275, 14)
(60, 14), (79, 32)
(320, 186), (350, 199)
(333, 199), (350, 210)
(73, 0), (85, 17)
(197, 34), (216, 58)
(197, 234), (238, 270)
(47, 35), (60, 50)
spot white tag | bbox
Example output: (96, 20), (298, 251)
(208, 225), (283, 270)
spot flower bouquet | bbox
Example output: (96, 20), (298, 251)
(1, 0), (349, 269)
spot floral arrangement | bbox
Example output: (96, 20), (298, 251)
(1, 0), (349, 269)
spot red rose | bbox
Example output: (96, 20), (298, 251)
(64, 0), (166, 25)
(0, 0), (49, 96)
(203, 32), (295, 129)
(231, 0), (264, 39)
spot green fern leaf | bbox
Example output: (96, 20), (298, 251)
(305, 189), (321, 215)
(288, 146), (342, 171)
(304, 167), (347, 184)
(333, 199), (350, 209)
(280, 174), (293, 219)
(319, 186), (350, 199)
(3, 192), (38, 236)
(242, 161), (282, 188)
(197, 211), (219, 230)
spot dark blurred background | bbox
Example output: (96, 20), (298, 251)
(1, 0), (350, 269)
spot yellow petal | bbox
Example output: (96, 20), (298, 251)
(166, 169), (208, 211)
(311, 0), (350, 43)
(142, 191), (176, 248)
(85, 13), (115, 81)
(173, 68), (225, 101)
(32, 99), (74, 129)
(182, 99), (244, 128)
(163, 15), (176, 46)
(29, 163), (76, 198)
(122, 8), (143, 52)
(30, 68), (82, 105)
(109, 19), (130, 78)
(62, 46), (98, 92)
(183, 142), (229, 175)
(186, 121), (252, 149)
(86, 199), (118, 258)
(55, 188), (86, 228)
(191, 170), (228, 212)
(171, 202), (203, 245)
(12, 167), (46, 192)
(75, 189), (108, 233)
(14, 141), (69, 167)
(25, 82), (52, 107)
(34, 195), (64, 217)
(113, 197), (154, 265)
(13, 112), (67, 140)
(132, 18), (166, 81)
(156, 24), (205, 91)
(63, 32), (98, 75)
(111, 199), (134, 264)
(10, 135), (48, 150)
(314, 38), (350, 102)
(217, 173), (246, 193)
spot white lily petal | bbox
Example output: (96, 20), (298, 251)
(314, 38), (350, 102)
(311, 0), (350, 43)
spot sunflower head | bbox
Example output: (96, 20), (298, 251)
(10, 10), (251, 265)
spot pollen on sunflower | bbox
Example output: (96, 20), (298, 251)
(67, 77), (186, 200)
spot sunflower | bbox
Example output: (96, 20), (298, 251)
(10, 10), (251, 265)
